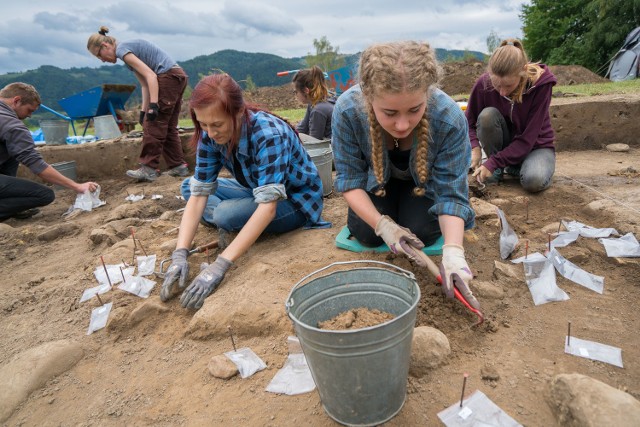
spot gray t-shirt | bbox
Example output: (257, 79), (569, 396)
(116, 39), (176, 74)
(0, 101), (47, 175)
(296, 97), (336, 140)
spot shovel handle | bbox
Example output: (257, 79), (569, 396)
(189, 240), (219, 254)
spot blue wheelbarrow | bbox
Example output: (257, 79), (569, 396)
(38, 84), (136, 136)
(277, 65), (356, 96)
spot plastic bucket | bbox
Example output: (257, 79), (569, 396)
(286, 261), (420, 426)
(51, 161), (77, 190)
(40, 120), (69, 145)
(94, 115), (121, 139)
(303, 138), (331, 151)
(307, 147), (333, 197)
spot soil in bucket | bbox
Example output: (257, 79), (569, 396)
(318, 307), (395, 330)
(286, 262), (419, 426)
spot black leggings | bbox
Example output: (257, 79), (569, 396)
(0, 158), (54, 220)
(347, 178), (441, 247)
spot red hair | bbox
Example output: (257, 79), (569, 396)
(189, 73), (300, 153)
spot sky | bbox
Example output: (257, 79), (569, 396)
(0, 0), (528, 75)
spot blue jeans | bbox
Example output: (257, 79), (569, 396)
(477, 107), (555, 192)
(181, 177), (307, 233)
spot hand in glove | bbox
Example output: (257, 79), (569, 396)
(439, 244), (479, 309)
(146, 102), (159, 121)
(471, 146), (482, 170)
(138, 110), (145, 125)
(375, 215), (426, 267)
(160, 248), (189, 302)
(180, 256), (232, 310)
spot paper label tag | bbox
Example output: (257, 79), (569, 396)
(458, 406), (473, 419)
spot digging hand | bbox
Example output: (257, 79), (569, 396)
(439, 244), (480, 309)
(138, 110), (145, 125)
(180, 255), (232, 310)
(471, 146), (482, 170)
(160, 248), (189, 302)
(146, 103), (159, 121)
(375, 215), (426, 267)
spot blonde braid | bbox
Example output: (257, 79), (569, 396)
(366, 103), (386, 197)
(413, 111), (430, 196)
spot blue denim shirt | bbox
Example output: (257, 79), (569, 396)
(331, 85), (475, 228)
(191, 111), (325, 227)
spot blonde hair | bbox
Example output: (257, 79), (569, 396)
(488, 38), (545, 103)
(0, 82), (41, 105)
(293, 66), (329, 106)
(87, 26), (116, 51)
(358, 41), (440, 196)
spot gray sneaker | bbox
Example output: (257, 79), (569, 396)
(126, 165), (159, 182)
(164, 163), (190, 177)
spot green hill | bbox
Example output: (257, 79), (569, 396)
(0, 48), (484, 126)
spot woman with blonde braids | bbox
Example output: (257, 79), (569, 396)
(332, 40), (477, 308)
(467, 38), (556, 192)
(292, 66), (336, 140)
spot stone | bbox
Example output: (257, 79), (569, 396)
(481, 365), (500, 381)
(472, 281), (505, 299)
(37, 223), (80, 242)
(208, 354), (238, 379)
(549, 373), (640, 426)
(606, 143), (629, 152)
(409, 326), (451, 377)
(128, 297), (170, 326)
(0, 340), (84, 423)
(89, 228), (116, 245)
(470, 197), (498, 220)
(0, 223), (14, 236)
(493, 261), (523, 281)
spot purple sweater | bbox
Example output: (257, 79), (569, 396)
(465, 64), (557, 171)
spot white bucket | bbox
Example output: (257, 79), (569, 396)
(94, 115), (121, 140)
(40, 120), (69, 145)
(307, 147), (333, 197)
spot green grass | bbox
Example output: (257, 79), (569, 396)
(554, 78), (640, 96)
(273, 108), (306, 123)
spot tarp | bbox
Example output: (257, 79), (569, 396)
(606, 27), (640, 82)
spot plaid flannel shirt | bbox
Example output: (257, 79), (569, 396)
(191, 111), (325, 226)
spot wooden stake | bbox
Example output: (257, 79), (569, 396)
(567, 321), (572, 347)
(100, 256), (113, 288)
(119, 266), (127, 284)
(136, 239), (148, 257)
(525, 240), (529, 259)
(96, 293), (104, 306)
(460, 373), (469, 407)
(227, 325), (237, 352)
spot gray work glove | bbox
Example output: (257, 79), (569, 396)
(180, 255), (232, 310)
(160, 248), (189, 302)
(375, 215), (427, 267)
(439, 244), (480, 309)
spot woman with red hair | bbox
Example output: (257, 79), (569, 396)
(160, 73), (327, 310)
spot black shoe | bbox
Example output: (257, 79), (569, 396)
(12, 208), (40, 219)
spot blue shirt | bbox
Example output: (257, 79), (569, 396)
(191, 111), (325, 227)
(331, 85), (475, 228)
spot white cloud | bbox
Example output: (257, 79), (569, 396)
(0, 0), (527, 74)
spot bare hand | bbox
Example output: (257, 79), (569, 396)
(77, 182), (99, 193)
(472, 165), (492, 185)
(470, 147), (482, 169)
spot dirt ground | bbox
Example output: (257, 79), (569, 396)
(1, 64), (639, 426)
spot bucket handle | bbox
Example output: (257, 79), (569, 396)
(285, 260), (416, 314)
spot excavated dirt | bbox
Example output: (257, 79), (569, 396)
(1, 62), (639, 426)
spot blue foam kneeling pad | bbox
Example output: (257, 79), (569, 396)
(335, 226), (444, 256)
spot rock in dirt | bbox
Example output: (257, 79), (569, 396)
(472, 281), (505, 299)
(0, 339), (84, 423)
(89, 228), (117, 245)
(584, 199), (617, 215)
(409, 326), (450, 377)
(37, 222), (80, 242)
(160, 238), (178, 253)
(208, 354), (239, 379)
(481, 365), (500, 381)
(128, 297), (169, 326)
(493, 261), (523, 282)
(0, 223), (14, 236)
(548, 373), (640, 426)
(606, 143), (630, 152)
(470, 197), (498, 220)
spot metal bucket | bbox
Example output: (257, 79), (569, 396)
(93, 115), (121, 139)
(51, 161), (77, 190)
(286, 261), (420, 426)
(40, 120), (69, 145)
(307, 147), (333, 197)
